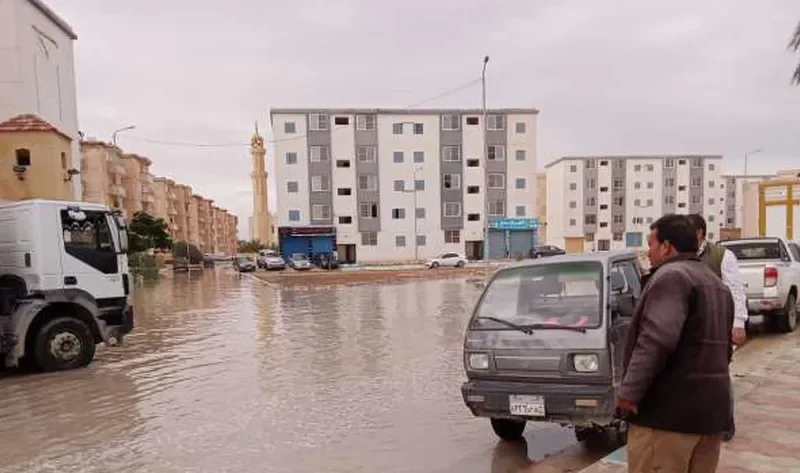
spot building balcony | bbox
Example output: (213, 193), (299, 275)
(168, 192), (178, 202)
(142, 184), (154, 195)
(109, 185), (126, 197)
(141, 174), (154, 184)
(109, 162), (126, 175)
(168, 205), (178, 216)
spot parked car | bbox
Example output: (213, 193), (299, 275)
(720, 237), (800, 333)
(173, 257), (189, 273)
(425, 252), (468, 269)
(287, 253), (313, 271)
(257, 250), (286, 270)
(233, 254), (256, 272)
(529, 245), (566, 259)
(313, 253), (340, 270)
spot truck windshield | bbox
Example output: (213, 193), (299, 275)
(473, 261), (604, 330)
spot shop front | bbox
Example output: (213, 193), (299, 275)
(487, 217), (540, 259)
(278, 226), (337, 260)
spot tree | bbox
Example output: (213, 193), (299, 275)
(238, 239), (267, 253)
(790, 21), (800, 85)
(128, 211), (172, 253)
(172, 240), (204, 264)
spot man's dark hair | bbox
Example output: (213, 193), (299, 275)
(685, 213), (707, 238)
(650, 214), (699, 253)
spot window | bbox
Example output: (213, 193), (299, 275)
(393, 123), (403, 134)
(288, 210), (300, 221)
(413, 123), (424, 135)
(284, 122), (296, 134)
(587, 197), (596, 206)
(467, 213), (480, 221)
(515, 122), (526, 133)
(285, 152), (298, 165)
(413, 151), (424, 163)
(356, 114), (376, 131)
(708, 198), (715, 205)
(416, 235), (427, 246)
(393, 151), (404, 163)
(488, 145), (505, 161)
(337, 187), (352, 196)
(613, 214), (624, 224)
(709, 163), (716, 171)
(569, 201), (577, 209)
(678, 185), (686, 191)
(357, 146), (376, 163)
(613, 232), (623, 242)
(678, 159), (686, 165)
(647, 182), (654, 189)
(600, 186), (609, 192)
(392, 208), (406, 219)
(692, 158), (703, 168)
(416, 208), (426, 219)
(570, 183), (578, 191)
(613, 179), (624, 189)
(599, 222), (608, 228)
(634, 199), (641, 207)
(393, 180), (405, 191)
(287, 181), (299, 193)
(515, 150), (526, 161)
(312, 204), (331, 220)
(599, 203), (607, 210)
(587, 178), (596, 189)
(311, 175), (329, 192)
(309, 114), (330, 131)
(708, 232), (715, 240)
(632, 217), (644, 225)
(338, 216), (352, 224)
(708, 215), (715, 223)
(336, 159), (350, 168)
(334, 116), (349, 125)
(708, 180), (715, 188)
(600, 160), (608, 166)
(443, 174), (461, 189)
(466, 116), (480, 125)
(665, 195), (675, 204)
(634, 164), (642, 172)
(516, 206), (526, 217)
(359, 202), (378, 219)
(645, 164), (654, 171)
(442, 115), (460, 130)
(467, 158), (479, 167)
(665, 158), (675, 168)
(614, 197), (624, 206)
(585, 214), (597, 225)
(597, 240), (611, 251)
(691, 195), (701, 204)
(488, 200), (505, 216)
(467, 185), (480, 194)
(487, 115), (505, 130)
(569, 218), (577, 226)
(414, 180), (425, 191)
(61, 152), (66, 169)
(395, 235), (406, 247)
(488, 174), (505, 189)
(678, 202), (686, 208)
(445, 230), (460, 243)
(358, 174), (378, 191)
(444, 202), (462, 217)
(615, 160), (625, 169)
(442, 146), (461, 162)
(646, 199), (653, 206)
(691, 177), (702, 187)
(310, 146), (330, 162)
(515, 178), (526, 189)
(646, 217), (654, 224)
(361, 232), (378, 246)
(569, 165), (578, 173)
(585, 233), (595, 242)
(665, 178), (675, 187)
(634, 182), (641, 190)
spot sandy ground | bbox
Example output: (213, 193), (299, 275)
(250, 266), (495, 287)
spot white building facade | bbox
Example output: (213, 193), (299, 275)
(0, 0), (80, 199)
(546, 155), (725, 253)
(270, 108), (539, 263)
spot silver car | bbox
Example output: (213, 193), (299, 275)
(288, 253), (313, 271)
(425, 252), (468, 269)
(258, 250), (286, 270)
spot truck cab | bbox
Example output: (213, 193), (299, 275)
(0, 200), (134, 371)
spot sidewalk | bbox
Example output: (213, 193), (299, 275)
(580, 331), (800, 472)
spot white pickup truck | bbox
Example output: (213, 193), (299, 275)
(720, 237), (800, 333)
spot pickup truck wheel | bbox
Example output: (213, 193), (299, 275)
(490, 418), (526, 440)
(33, 317), (96, 372)
(773, 293), (798, 333)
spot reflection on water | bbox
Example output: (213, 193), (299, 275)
(0, 270), (575, 473)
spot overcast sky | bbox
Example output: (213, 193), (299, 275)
(48, 0), (800, 238)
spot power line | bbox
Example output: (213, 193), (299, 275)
(117, 77), (483, 148)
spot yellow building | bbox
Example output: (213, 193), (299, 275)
(0, 114), (77, 201)
(758, 170), (800, 239)
(81, 140), (127, 209)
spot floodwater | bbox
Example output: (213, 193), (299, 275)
(0, 269), (614, 473)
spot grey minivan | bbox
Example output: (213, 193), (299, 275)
(460, 250), (641, 442)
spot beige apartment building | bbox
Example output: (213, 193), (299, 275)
(79, 141), (239, 255)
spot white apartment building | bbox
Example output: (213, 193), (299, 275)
(721, 174), (773, 238)
(546, 155), (725, 253)
(0, 0), (80, 199)
(270, 108), (539, 263)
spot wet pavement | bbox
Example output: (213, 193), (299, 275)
(0, 269), (615, 473)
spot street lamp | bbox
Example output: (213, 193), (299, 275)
(744, 148), (764, 176)
(481, 55), (490, 272)
(112, 125), (136, 147)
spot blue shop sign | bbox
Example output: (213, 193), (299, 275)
(489, 217), (539, 230)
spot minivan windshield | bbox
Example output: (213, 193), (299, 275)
(473, 261), (604, 330)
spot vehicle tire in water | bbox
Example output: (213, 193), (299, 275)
(773, 293), (798, 333)
(33, 317), (95, 372)
(490, 418), (526, 441)
(456, 261), (465, 268)
(430, 262), (439, 269)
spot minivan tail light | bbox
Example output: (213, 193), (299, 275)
(764, 266), (778, 288)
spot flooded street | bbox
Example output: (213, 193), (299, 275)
(0, 269), (613, 473)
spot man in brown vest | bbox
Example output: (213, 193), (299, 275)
(686, 214), (748, 441)
(617, 214), (733, 472)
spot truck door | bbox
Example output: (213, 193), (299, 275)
(59, 208), (124, 302)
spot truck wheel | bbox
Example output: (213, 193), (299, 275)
(574, 426), (602, 442)
(490, 418), (526, 441)
(33, 317), (96, 372)
(773, 293), (798, 333)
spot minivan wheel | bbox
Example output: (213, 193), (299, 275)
(773, 293), (797, 333)
(490, 418), (526, 441)
(33, 317), (95, 372)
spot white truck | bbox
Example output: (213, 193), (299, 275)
(720, 237), (800, 333)
(0, 200), (134, 371)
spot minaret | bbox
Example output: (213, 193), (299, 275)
(250, 121), (271, 244)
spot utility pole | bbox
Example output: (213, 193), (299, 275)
(481, 55), (490, 274)
(112, 125), (136, 147)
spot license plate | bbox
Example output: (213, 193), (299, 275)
(508, 395), (545, 417)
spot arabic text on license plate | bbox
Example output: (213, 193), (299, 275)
(508, 395), (545, 417)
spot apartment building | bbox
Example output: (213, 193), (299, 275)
(271, 108), (539, 262)
(546, 155), (724, 253)
(81, 140), (126, 208)
(721, 174), (774, 238)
